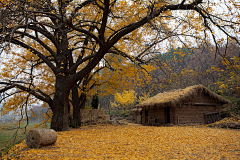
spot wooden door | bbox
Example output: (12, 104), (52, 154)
(165, 106), (170, 123)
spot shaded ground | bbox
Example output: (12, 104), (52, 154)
(2, 123), (240, 160)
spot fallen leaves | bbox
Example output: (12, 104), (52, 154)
(3, 125), (240, 159)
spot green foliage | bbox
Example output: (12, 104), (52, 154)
(85, 105), (92, 109)
(222, 96), (240, 116)
(161, 47), (192, 61)
(122, 110), (131, 118)
(91, 94), (99, 109)
(220, 111), (231, 118)
(69, 123), (77, 128)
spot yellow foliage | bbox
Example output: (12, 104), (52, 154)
(138, 92), (151, 104)
(112, 90), (137, 109)
(91, 54), (153, 98)
(214, 53), (240, 94)
(0, 41), (55, 123)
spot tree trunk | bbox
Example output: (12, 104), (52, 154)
(68, 102), (73, 125)
(71, 83), (81, 127)
(51, 76), (70, 131)
(72, 92), (86, 127)
(79, 93), (87, 109)
(72, 76), (88, 127)
(51, 100), (69, 131)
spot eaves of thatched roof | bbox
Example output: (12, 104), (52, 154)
(135, 84), (231, 110)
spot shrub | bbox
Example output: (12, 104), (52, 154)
(91, 94), (99, 109)
(69, 123), (77, 128)
(85, 105), (92, 109)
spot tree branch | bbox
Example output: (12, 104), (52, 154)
(0, 82), (53, 105)
(108, 0), (204, 46)
(10, 38), (58, 74)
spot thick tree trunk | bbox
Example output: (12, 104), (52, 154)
(79, 93), (86, 109)
(72, 83), (81, 127)
(72, 76), (88, 127)
(72, 93), (87, 127)
(68, 102), (73, 125)
(51, 76), (70, 131)
(51, 100), (69, 131)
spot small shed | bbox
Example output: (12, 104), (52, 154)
(134, 85), (231, 125)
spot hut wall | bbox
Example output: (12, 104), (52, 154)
(148, 109), (165, 124)
(134, 111), (142, 123)
(134, 112), (139, 123)
(175, 93), (222, 124)
(142, 108), (146, 124)
(169, 107), (176, 124)
(145, 107), (176, 124)
(137, 92), (224, 125)
(176, 104), (221, 124)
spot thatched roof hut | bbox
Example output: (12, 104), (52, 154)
(136, 84), (231, 110)
(134, 84), (231, 125)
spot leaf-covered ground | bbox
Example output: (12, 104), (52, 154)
(2, 124), (240, 160)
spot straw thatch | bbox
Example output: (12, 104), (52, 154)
(135, 84), (231, 110)
(131, 108), (142, 112)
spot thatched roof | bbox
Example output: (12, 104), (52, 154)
(131, 108), (142, 112)
(135, 84), (231, 110)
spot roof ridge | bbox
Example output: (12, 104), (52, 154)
(135, 84), (231, 109)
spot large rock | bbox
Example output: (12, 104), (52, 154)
(26, 129), (57, 148)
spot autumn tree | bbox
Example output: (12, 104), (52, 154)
(111, 89), (137, 110)
(70, 52), (154, 125)
(0, 42), (154, 128)
(0, 0), (239, 131)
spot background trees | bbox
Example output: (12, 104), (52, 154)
(0, 0), (239, 131)
(111, 90), (137, 111)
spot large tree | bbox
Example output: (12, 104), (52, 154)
(0, 0), (239, 131)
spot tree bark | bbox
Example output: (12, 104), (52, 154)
(72, 83), (81, 127)
(79, 93), (87, 109)
(72, 92), (87, 127)
(68, 102), (73, 125)
(51, 76), (70, 131)
(72, 75), (88, 127)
